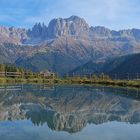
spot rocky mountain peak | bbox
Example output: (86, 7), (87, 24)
(27, 22), (48, 39)
(67, 15), (81, 20)
(0, 26), (28, 44)
(118, 29), (140, 40)
(89, 26), (112, 38)
(47, 15), (89, 38)
(66, 15), (86, 23)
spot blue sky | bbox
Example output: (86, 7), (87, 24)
(0, 0), (140, 30)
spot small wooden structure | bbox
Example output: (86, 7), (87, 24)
(40, 71), (55, 79)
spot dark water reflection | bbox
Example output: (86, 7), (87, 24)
(0, 84), (140, 140)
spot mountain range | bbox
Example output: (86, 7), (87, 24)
(0, 15), (140, 75)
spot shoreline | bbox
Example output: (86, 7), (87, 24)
(0, 77), (140, 89)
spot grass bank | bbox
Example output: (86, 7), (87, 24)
(54, 78), (140, 88)
(0, 77), (140, 88)
(0, 77), (54, 84)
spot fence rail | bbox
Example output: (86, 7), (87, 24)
(0, 71), (54, 79)
(108, 73), (140, 80)
(67, 73), (140, 80)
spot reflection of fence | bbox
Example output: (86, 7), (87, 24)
(0, 85), (55, 92)
(0, 85), (22, 91)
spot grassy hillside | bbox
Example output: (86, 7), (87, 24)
(105, 53), (140, 74)
(15, 52), (81, 75)
(70, 61), (104, 76)
(70, 53), (140, 76)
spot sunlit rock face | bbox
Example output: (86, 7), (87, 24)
(0, 26), (28, 45)
(0, 85), (140, 133)
(47, 16), (89, 38)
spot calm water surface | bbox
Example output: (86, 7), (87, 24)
(0, 84), (140, 140)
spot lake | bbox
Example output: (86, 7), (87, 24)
(0, 84), (140, 140)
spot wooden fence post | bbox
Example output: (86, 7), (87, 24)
(137, 73), (139, 80)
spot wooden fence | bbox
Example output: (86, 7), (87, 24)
(67, 73), (140, 80)
(0, 71), (55, 79)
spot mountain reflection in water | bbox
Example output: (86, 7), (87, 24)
(0, 84), (140, 133)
